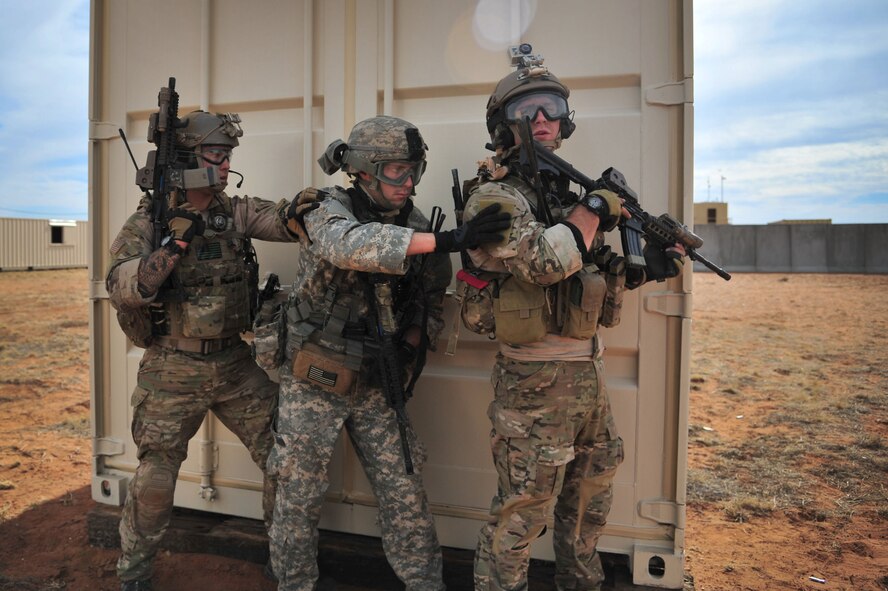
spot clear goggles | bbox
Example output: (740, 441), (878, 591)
(198, 146), (233, 165)
(372, 160), (426, 186)
(504, 92), (570, 124)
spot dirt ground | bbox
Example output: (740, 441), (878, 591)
(0, 269), (885, 591)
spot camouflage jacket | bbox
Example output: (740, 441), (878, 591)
(291, 185), (452, 351)
(106, 192), (296, 342)
(464, 169), (593, 286)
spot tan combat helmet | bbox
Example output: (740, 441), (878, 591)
(317, 115), (428, 191)
(486, 44), (575, 149)
(176, 110), (243, 149)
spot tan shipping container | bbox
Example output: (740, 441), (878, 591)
(89, 1), (695, 587)
(0, 217), (88, 271)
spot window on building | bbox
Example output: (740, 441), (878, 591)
(48, 220), (76, 245)
(707, 208), (717, 224)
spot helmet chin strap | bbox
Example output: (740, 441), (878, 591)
(357, 178), (403, 214)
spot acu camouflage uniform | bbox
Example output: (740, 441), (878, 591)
(106, 191), (296, 583)
(267, 185), (451, 591)
(463, 166), (625, 591)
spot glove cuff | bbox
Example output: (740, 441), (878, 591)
(432, 231), (455, 253)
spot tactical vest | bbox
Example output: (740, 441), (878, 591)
(285, 187), (420, 373)
(157, 196), (255, 341)
(456, 169), (624, 346)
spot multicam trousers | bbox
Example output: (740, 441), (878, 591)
(268, 370), (445, 591)
(117, 342), (278, 583)
(474, 354), (624, 591)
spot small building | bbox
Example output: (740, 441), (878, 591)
(0, 217), (89, 271)
(694, 201), (729, 225)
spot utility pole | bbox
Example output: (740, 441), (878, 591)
(720, 174), (726, 202)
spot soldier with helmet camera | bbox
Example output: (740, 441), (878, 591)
(107, 108), (317, 591)
(460, 46), (686, 591)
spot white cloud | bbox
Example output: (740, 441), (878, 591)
(694, 0), (888, 224)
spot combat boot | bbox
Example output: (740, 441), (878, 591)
(120, 579), (152, 591)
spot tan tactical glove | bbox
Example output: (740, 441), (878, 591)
(165, 201), (205, 243)
(286, 187), (326, 242)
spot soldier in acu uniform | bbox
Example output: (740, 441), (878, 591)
(267, 115), (510, 591)
(460, 48), (686, 591)
(106, 110), (314, 591)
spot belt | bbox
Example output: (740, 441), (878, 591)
(154, 335), (241, 355)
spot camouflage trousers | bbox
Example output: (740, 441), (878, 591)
(268, 370), (445, 591)
(117, 342), (278, 583)
(474, 354), (624, 591)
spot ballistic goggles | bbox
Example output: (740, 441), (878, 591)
(198, 146), (233, 166)
(504, 91), (570, 124)
(372, 160), (426, 187)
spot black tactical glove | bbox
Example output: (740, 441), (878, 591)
(627, 243), (684, 288)
(433, 203), (512, 253)
(286, 187), (326, 242)
(579, 189), (622, 232)
(165, 202), (205, 243)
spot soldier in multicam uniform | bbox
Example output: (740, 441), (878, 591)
(267, 115), (510, 591)
(460, 49), (686, 591)
(106, 110), (315, 591)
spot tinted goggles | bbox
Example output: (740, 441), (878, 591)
(374, 160), (426, 186)
(504, 92), (570, 124)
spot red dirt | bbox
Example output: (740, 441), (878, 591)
(0, 269), (885, 591)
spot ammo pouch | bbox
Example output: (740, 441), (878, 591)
(251, 291), (290, 371)
(457, 269), (498, 337)
(179, 296), (226, 338)
(115, 306), (154, 348)
(560, 265), (606, 339)
(493, 276), (549, 345)
(293, 342), (356, 396)
(595, 245), (627, 328)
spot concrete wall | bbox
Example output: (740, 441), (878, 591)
(693, 224), (888, 274)
(0, 217), (89, 271)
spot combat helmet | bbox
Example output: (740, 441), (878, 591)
(176, 110), (243, 150)
(317, 116), (428, 191)
(486, 44), (575, 149)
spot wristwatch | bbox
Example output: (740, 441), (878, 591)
(160, 235), (186, 256)
(580, 194), (609, 218)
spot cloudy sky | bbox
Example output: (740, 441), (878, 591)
(0, 0), (885, 224)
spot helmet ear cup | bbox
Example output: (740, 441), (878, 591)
(493, 125), (515, 150)
(561, 117), (576, 139)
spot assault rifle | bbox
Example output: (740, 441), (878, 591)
(524, 136), (731, 281)
(132, 77), (185, 252)
(367, 276), (415, 475)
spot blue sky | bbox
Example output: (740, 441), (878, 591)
(0, 0), (885, 224)
(694, 0), (888, 223)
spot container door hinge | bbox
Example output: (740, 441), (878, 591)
(93, 437), (125, 457)
(89, 120), (120, 141)
(644, 291), (692, 318)
(645, 78), (693, 106)
(638, 498), (684, 528)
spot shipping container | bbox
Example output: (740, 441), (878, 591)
(88, 1), (694, 587)
(0, 217), (88, 271)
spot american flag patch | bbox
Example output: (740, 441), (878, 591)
(307, 365), (338, 387)
(197, 241), (223, 260)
